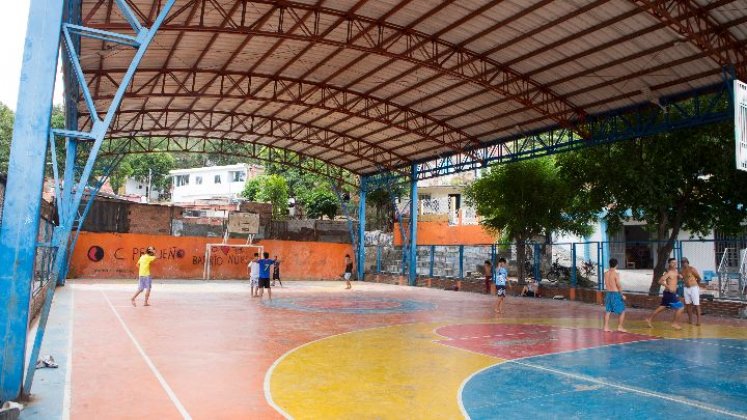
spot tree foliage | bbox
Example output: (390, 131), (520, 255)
(0, 102), (14, 174)
(305, 188), (339, 220)
(241, 177), (262, 201)
(465, 157), (595, 282)
(558, 121), (747, 294)
(253, 174), (289, 220)
(110, 153), (175, 194)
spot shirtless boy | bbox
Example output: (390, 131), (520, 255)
(646, 258), (685, 330)
(681, 257), (702, 326)
(603, 258), (626, 332)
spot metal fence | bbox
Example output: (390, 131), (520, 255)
(365, 238), (747, 301)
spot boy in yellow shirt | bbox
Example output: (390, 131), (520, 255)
(131, 246), (157, 307)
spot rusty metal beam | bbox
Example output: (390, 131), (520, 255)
(629, 0), (747, 78)
(80, 108), (410, 171)
(98, 136), (358, 188)
(86, 0), (588, 136)
(86, 69), (481, 153)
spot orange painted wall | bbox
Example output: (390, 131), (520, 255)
(393, 222), (496, 246)
(69, 232), (353, 280)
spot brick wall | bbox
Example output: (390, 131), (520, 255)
(127, 203), (178, 235)
(368, 273), (747, 318)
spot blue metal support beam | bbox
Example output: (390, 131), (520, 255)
(0, 0), (65, 402)
(367, 82), (733, 189)
(0, 0), (175, 401)
(357, 176), (367, 281)
(408, 165), (418, 285)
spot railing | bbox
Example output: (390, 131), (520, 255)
(366, 238), (746, 300)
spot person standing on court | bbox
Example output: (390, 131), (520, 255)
(494, 258), (508, 314)
(272, 254), (283, 287)
(603, 258), (627, 332)
(483, 260), (493, 294)
(248, 253), (260, 298)
(343, 254), (353, 289)
(646, 258), (685, 330)
(681, 257), (703, 326)
(131, 246), (157, 307)
(257, 252), (278, 300)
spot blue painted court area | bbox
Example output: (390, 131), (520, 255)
(262, 296), (436, 314)
(461, 339), (747, 419)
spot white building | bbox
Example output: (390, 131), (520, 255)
(169, 163), (263, 203)
(123, 177), (162, 202)
(415, 171), (480, 225)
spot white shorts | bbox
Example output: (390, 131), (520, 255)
(343, 273), (352, 281)
(684, 286), (700, 305)
(250, 277), (259, 287)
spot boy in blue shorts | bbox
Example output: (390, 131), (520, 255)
(494, 258), (508, 314)
(603, 258), (626, 332)
(646, 258), (685, 330)
(131, 246), (157, 307)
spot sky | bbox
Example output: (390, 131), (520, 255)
(0, 0), (65, 110)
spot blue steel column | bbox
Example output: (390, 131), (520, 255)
(408, 165), (418, 285)
(0, 0), (64, 402)
(357, 176), (367, 281)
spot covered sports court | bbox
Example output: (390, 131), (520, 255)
(1, 0), (747, 418)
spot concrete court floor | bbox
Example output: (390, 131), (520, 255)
(20, 279), (747, 420)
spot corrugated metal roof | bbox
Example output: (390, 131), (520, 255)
(79, 0), (747, 175)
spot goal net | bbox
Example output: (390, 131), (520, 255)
(203, 243), (264, 280)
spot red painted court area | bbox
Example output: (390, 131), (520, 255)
(29, 279), (747, 419)
(435, 324), (656, 359)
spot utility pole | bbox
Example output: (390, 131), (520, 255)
(146, 168), (152, 203)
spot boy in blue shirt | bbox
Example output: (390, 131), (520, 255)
(494, 257), (508, 314)
(257, 252), (279, 300)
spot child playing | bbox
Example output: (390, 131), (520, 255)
(494, 258), (507, 314)
(272, 255), (283, 287)
(131, 246), (157, 307)
(257, 252), (278, 300)
(343, 254), (353, 289)
(603, 258), (627, 332)
(248, 253), (260, 298)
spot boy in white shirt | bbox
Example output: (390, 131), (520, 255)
(248, 253), (260, 298)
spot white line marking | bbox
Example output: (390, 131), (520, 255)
(509, 359), (747, 419)
(62, 286), (74, 420)
(102, 291), (192, 420)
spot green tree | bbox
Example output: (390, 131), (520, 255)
(465, 157), (595, 283)
(241, 177), (262, 201)
(0, 102), (14, 174)
(558, 121), (747, 294)
(110, 153), (174, 197)
(256, 174), (289, 220)
(367, 184), (407, 231)
(305, 188), (339, 219)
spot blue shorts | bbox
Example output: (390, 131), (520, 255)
(495, 285), (506, 297)
(604, 291), (625, 314)
(660, 290), (684, 310)
(138, 276), (152, 291)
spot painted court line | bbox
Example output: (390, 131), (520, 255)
(101, 291), (192, 420)
(509, 359), (747, 419)
(62, 286), (74, 420)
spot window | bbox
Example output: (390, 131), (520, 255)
(229, 170), (246, 182)
(175, 175), (189, 187)
(195, 176), (203, 185)
(214, 175), (222, 184)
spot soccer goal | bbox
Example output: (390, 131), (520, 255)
(203, 243), (264, 280)
(203, 212), (262, 280)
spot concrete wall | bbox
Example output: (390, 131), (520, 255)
(393, 221), (496, 246)
(68, 232), (353, 280)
